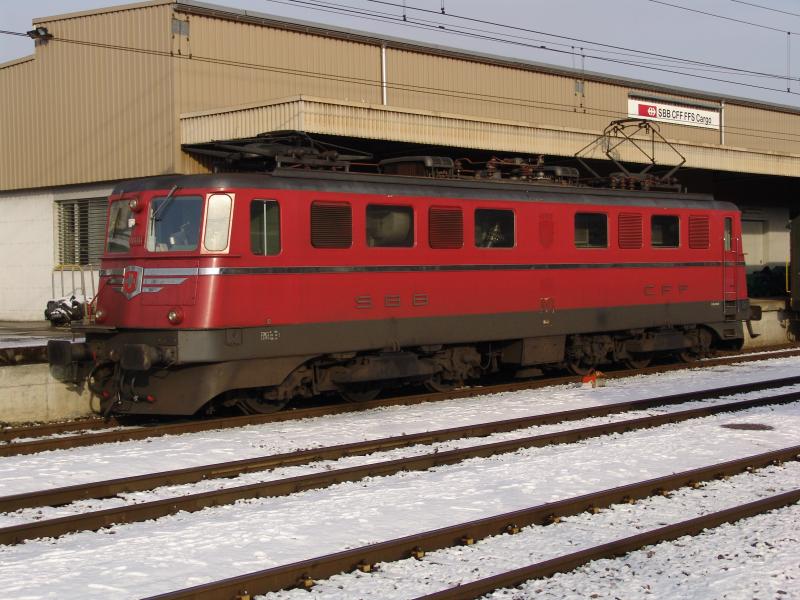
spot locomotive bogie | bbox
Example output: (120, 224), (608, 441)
(50, 170), (751, 416)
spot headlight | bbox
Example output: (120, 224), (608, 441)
(128, 197), (143, 212)
(95, 307), (107, 323)
(167, 308), (184, 325)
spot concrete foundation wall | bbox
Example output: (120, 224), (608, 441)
(0, 364), (93, 424)
(743, 302), (790, 349)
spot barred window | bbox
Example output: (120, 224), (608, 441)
(56, 198), (107, 266)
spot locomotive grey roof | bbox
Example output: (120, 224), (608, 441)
(112, 170), (738, 212)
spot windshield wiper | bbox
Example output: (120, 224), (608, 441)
(152, 185), (180, 222)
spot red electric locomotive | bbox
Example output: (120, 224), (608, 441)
(49, 152), (751, 416)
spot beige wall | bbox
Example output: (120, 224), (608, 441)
(2, 0), (800, 192)
(175, 14), (382, 114)
(0, 3), (175, 191)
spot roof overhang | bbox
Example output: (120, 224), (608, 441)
(181, 96), (800, 177)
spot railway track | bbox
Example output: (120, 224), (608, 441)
(3, 375), (800, 514)
(2, 347), (800, 457)
(139, 445), (800, 600)
(1, 385), (797, 546)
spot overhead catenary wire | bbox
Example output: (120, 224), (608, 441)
(265, 0), (800, 96)
(267, 0), (796, 81)
(648, 0), (799, 34)
(1, 27), (800, 146)
(353, 0), (799, 80)
(728, 0), (800, 19)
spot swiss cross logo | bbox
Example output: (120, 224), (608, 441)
(121, 265), (144, 299)
(638, 103), (657, 118)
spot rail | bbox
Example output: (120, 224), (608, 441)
(140, 446), (800, 600)
(1, 390), (797, 545)
(3, 353), (800, 457)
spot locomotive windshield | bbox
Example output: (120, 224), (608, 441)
(106, 200), (133, 253)
(146, 195), (203, 252)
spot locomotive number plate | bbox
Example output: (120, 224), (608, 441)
(260, 329), (281, 342)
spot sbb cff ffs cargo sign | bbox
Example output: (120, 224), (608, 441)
(627, 97), (720, 130)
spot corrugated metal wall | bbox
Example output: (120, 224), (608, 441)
(174, 14), (381, 114)
(385, 49), (735, 150)
(0, 3), (174, 191)
(725, 104), (800, 155)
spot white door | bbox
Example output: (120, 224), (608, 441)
(741, 220), (766, 268)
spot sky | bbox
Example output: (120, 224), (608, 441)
(1, 0), (800, 107)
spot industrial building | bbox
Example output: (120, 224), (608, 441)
(1, 0), (798, 320)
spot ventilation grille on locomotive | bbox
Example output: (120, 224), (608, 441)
(429, 206), (464, 249)
(311, 201), (352, 248)
(688, 215), (710, 249)
(618, 212), (643, 249)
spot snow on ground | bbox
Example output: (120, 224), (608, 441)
(258, 463), (800, 600)
(0, 392), (797, 598)
(1, 356), (800, 498)
(0, 385), (797, 528)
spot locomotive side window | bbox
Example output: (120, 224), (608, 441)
(429, 206), (463, 249)
(475, 209), (514, 248)
(147, 195), (203, 252)
(724, 217), (733, 251)
(618, 212), (643, 249)
(366, 205), (414, 247)
(651, 215), (680, 248)
(107, 200), (133, 253)
(574, 213), (607, 248)
(688, 215), (710, 249)
(204, 193), (233, 252)
(311, 201), (352, 248)
(251, 200), (281, 255)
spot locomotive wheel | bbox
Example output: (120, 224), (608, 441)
(623, 353), (652, 370)
(236, 390), (288, 414)
(424, 375), (458, 393)
(339, 385), (382, 403)
(565, 359), (595, 376)
(678, 328), (714, 363)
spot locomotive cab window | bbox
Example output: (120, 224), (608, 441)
(366, 205), (414, 247)
(147, 195), (203, 252)
(204, 193), (233, 252)
(107, 200), (134, 253)
(475, 209), (514, 248)
(574, 213), (607, 248)
(651, 215), (680, 248)
(251, 200), (281, 255)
